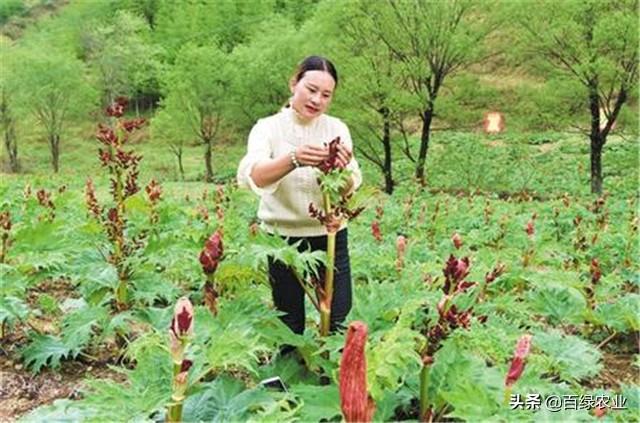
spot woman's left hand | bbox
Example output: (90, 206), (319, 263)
(335, 143), (352, 169)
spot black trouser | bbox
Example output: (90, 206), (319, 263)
(268, 228), (352, 335)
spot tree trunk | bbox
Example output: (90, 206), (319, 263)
(50, 133), (60, 173)
(1, 90), (18, 173)
(588, 80), (602, 195)
(415, 106), (434, 185)
(590, 135), (603, 195)
(204, 138), (213, 182)
(4, 120), (18, 173)
(381, 106), (394, 194)
(177, 150), (185, 181)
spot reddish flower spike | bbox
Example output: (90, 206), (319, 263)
(318, 136), (341, 174)
(371, 220), (382, 242)
(339, 321), (375, 423)
(590, 259), (602, 284)
(505, 334), (532, 387)
(170, 297), (194, 337)
(199, 230), (224, 275)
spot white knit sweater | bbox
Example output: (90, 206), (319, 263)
(237, 107), (363, 237)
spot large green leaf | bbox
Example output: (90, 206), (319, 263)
(0, 296), (29, 329)
(289, 384), (341, 422)
(182, 376), (288, 422)
(21, 334), (76, 373)
(535, 330), (602, 383)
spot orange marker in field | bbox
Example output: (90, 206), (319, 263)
(483, 111), (505, 134)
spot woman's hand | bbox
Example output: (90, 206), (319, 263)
(295, 144), (329, 167)
(335, 143), (352, 169)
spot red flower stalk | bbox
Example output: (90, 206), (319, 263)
(85, 178), (102, 219)
(96, 125), (118, 146)
(590, 259), (602, 284)
(371, 220), (382, 242)
(199, 230), (224, 275)
(0, 211), (11, 231)
(443, 255), (470, 294)
(36, 189), (54, 209)
(451, 232), (463, 249)
(122, 117), (146, 133)
(248, 221), (259, 237)
(318, 136), (341, 174)
(203, 280), (219, 316)
(170, 297), (194, 338)
(525, 220), (535, 237)
(0, 210), (10, 264)
(145, 179), (162, 204)
(339, 321), (375, 423)
(308, 202), (326, 224)
(396, 234), (407, 256)
(505, 334), (532, 387)
(196, 205), (209, 222)
(375, 205), (384, 220)
(179, 358), (193, 373)
(106, 97), (128, 118)
(396, 234), (407, 271)
(485, 263), (506, 284)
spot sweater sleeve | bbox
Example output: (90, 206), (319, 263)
(237, 119), (281, 195)
(338, 121), (363, 193)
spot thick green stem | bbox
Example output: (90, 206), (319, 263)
(167, 360), (184, 422)
(115, 279), (128, 310)
(167, 401), (183, 423)
(503, 386), (512, 407)
(320, 191), (335, 337)
(419, 363), (431, 422)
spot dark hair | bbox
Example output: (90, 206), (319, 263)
(291, 56), (338, 88)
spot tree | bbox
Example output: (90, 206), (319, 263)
(227, 14), (303, 131)
(0, 46), (19, 172)
(81, 10), (163, 111)
(151, 106), (188, 181)
(157, 44), (229, 183)
(11, 50), (96, 173)
(512, 0), (638, 194)
(306, 0), (416, 194)
(0, 87), (18, 172)
(361, 0), (497, 185)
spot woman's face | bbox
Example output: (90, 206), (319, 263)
(289, 70), (335, 120)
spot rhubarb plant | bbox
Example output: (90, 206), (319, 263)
(87, 96), (149, 310)
(308, 136), (365, 336)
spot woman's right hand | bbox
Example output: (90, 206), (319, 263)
(294, 144), (329, 167)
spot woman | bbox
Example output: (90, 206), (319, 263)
(237, 56), (362, 335)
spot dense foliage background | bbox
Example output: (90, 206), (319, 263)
(0, 0), (638, 421)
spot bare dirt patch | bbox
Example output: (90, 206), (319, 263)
(0, 359), (124, 422)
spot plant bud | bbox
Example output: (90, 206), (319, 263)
(170, 297), (194, 338)
(443, 255), (470, 293)
(505, 334), (532, 387)
(590, 258), (602, 284)
(199, 230), (223, 274)
(371, 220), (382, 242)
(339, 321), (375, 423)
(145, 179), (162, 203)
(451, 232), (463, 249)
